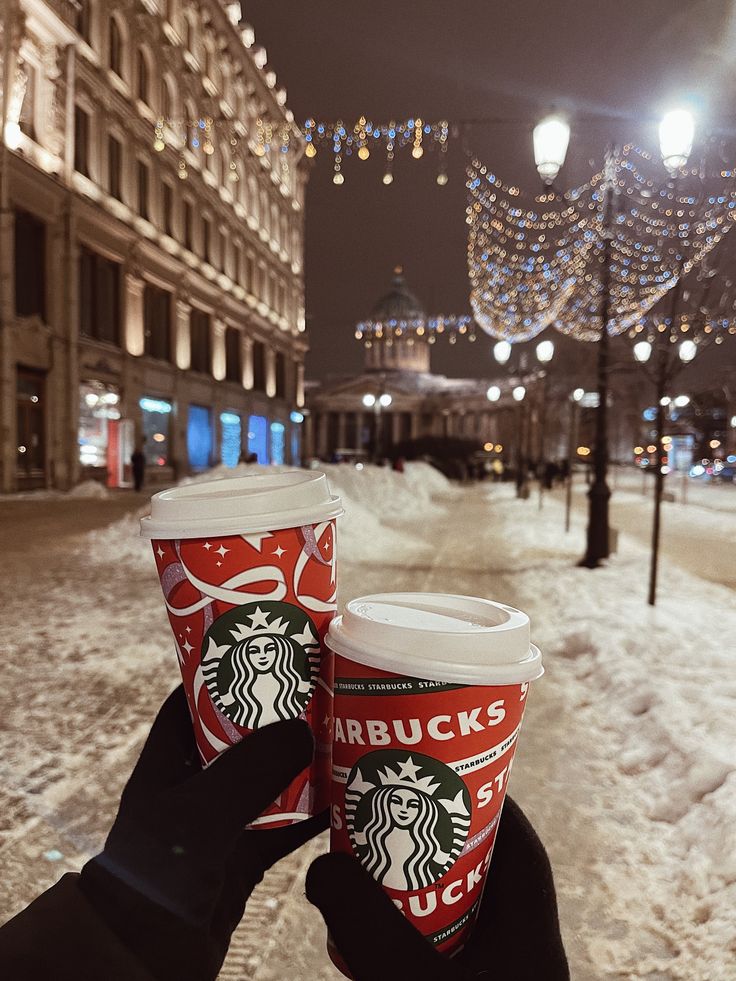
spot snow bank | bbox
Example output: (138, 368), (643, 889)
(66, 479), (111, 499)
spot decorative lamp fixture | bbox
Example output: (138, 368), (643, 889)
(493, 340), (512, 364)
(673, 395), (690, 407)
(512, 385), (526, 402)
(572, 388), (585, 402)
(633, 340), (653, 363)
(532, 115), (570, 185)
(486, 385), (501, 402)
(535, 339), (555, 363)
(379, 393), (393, 408)
(678, 339), (697, 362)
(659, 109), (695, 175)
(362, 393), (376, 408)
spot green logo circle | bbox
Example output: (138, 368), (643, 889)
(201, 601), (320, 728)
(345, 749), (472, 891)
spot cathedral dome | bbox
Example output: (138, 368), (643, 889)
(370, 266), (425, 322)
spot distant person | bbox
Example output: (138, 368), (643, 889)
(131, 441), (146, 492)
(491, 458), (504, 482)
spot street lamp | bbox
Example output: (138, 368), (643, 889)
(533, 116), (571, 185)
(512, 385), (526, 401)
(679, 339), (697, 363)
(486, 385), (501, 402)
(659, 109), (695, 176)
(363, 391), (392, 461)
(674, 394), (690, 407)
(493, 340), (512, 365)
(533, 339), (555, 508)
(633, 340), (653, 363)
(535, 339), (555, 363)
(511, 385), (527, 498)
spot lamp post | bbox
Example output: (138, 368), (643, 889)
(512, 384), (527, 497)
(532, 109), (696, 568)
(565, 388), (585, 532)
(363, 391), (392, 463)
(534, 338), (555, 508)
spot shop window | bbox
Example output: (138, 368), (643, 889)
(220, 412), (241, 468)
(79, 246), (121, 345)
(270, 421), (285, 465)
(74, 105), (90, 176)
(78, 381), (121, 470)
(247, 414), (267, 464)
(140, 396), (172, 467)
(252, 340), (266, 391)
(14, 209), (46, 319)
(16, 368), (45, 487)
(187, 404), (212, 471)
(225, 326), (241, 382)
(143, 283), (172, 362)
(189, 308), (211, 373)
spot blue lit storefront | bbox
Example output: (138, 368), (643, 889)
(139, 397), (173, 468)
(187, 405), (213, 471)
(220, 412), (242, 467)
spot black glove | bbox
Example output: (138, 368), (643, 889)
(79, 684), (327, 981)
(306, 797), (569, 981)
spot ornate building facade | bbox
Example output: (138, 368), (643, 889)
(0, 0), (307, 491)
(304, 270), (515, 462)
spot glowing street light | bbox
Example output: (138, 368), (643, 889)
(493, 340), (512, 365)
(512, 385), (526, 402)
(379, 393), (392, 408)
(679, 339), (697, 363)
(362, 393), (376, 408)
(533, 116), (571, 185)
(673, 394), (690, 408)
(659, 109), (695, 176)
(486, 385), (501, 402)
(633, 340), (653, 363)
(535, 339), (555, 363)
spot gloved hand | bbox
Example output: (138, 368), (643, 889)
(306, 797), (569, 981)
(79, 684), (327, 981)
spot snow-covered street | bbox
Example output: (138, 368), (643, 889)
(1, 465), (734, 980)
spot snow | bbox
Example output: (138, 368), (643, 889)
(1, 464), (735, 980)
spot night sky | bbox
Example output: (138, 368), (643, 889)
(249, 1), (736, 381)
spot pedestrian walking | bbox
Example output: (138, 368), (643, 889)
(131, 440), (146, 492)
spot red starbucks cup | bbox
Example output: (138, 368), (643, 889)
(140, 471), (343, 829)
(325, 592), (543, 972)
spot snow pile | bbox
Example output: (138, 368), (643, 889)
(87, 462), (451, 568)
(66, 480), (111, 499)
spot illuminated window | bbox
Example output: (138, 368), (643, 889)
(187, 404), (211, 471)
(247, 414), (267, 464)
(140, 397), (172, 466)
(270, 421), (285, 465)
(220, 412), (241, 467)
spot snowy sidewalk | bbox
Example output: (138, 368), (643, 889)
(0, 467), (734, 980)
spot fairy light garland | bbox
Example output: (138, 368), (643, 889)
(466, 143), (736, 343)
(355, 314), (476, 347)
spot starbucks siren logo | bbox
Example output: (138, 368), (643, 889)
(345, 749), (472, 891)
(201, 601), (319, 728)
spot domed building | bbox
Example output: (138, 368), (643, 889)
(303, 268), (507, 461)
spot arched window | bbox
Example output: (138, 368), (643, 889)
(162, 74), (175, 121)
(136, 48), (150, 104)
(109, 16), (124, 77)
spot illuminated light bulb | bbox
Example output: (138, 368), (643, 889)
(203, 140), (214, 155)
(358, 145), (370, 160)
(484, 442), (493, 452)
(493, 340), (512, 364)
(495, 444), (503, 452)
(512, 385), (526, 402)
(673, 395), (690, 407)
(535, 339), (554, 363)
(659, 109), (695, 175)
(379, 393), (392, 408)
(362, 393), (376, 408)
(153, 138), (165, 152)
(533, 115), (570, 184)
(305, 142), (316, 158)
(678, 339), (697, 362)
(333, 171), (344, 185)
(633, 340), (652, 363)
(382, 172), (393, 185)
(572, 388), (584, 401)
(486, 385), (501, 402)
(412, 145), (423, 159)
(436, 172), (448, 186)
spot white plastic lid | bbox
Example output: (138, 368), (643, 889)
(327, 592), (543, 686)
(140, 470), (343, 539)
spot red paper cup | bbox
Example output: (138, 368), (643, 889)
(325, 593), (543, 972)
(140, 471), (343, 829)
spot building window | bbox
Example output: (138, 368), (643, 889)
(79, 246), (121, 345)
(275, 351), (286, 399)
(109, 17), (123, 77)
(202, 217), (211, 263)
(78, 381), (121, 471)
(225, 327), (241, 383)
(187, 404), (212, 471)
(189, 308), (211, 373)
(252, 341), (266, 392)
(18, 63), (36, 139)
(220, 412), (241, 468)
(245, 253), (255, 293)
(247, 414), (268, 464)
(14, 210), (46, 319)
(183, 199), (193, 250)
(162, 181), (174, 236)
(76, 0), (91, 43)
(74, 105), (90, 176)
(143, 283), (172, 362)
(137, 159), (149, 219)
(139, 396), (172, 467)
(136, 48), (149, 104)
(270, 422), (285, 465)
(108, 134), (122, 200)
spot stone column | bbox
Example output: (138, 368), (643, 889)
(212, 318), (226, 380)
(175, 297), (191, 370)
(124, 272), (145, 356)
(317, 411), (328, 458)
(411, 411), (421, 440)
(242, 335), (254, 390)
(265, 345), (276, 398)
(295, 359), (305, 408)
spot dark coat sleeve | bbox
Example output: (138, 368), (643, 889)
(0, 873), (157, 981)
